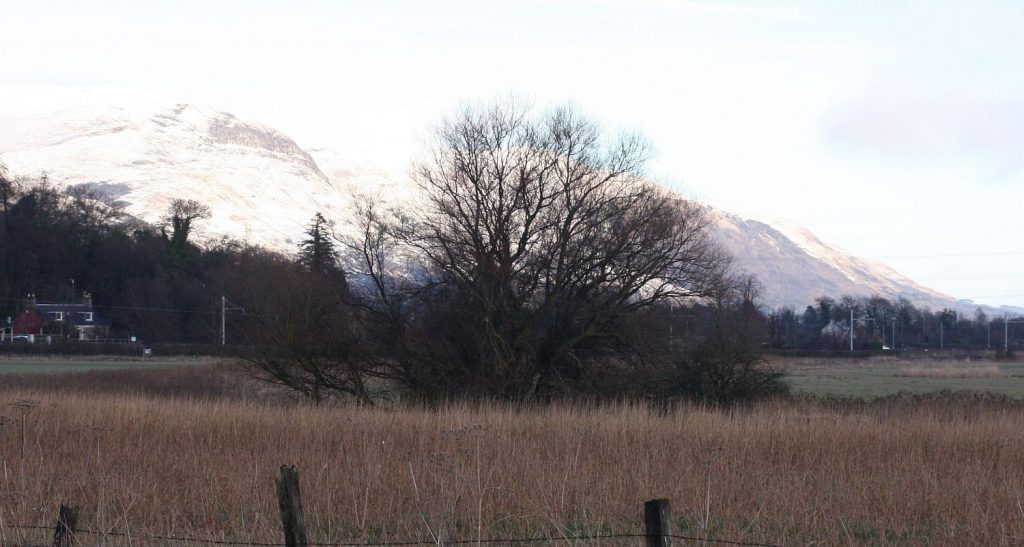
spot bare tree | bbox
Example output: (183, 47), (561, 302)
(399, 99), (730, 398)
(342, 194), (418, 330)
(230, 249), (374, 404)
(665, 273), (786, 405)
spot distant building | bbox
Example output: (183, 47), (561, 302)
(12, 292), (109, 341)
(820, 319), (849, 341)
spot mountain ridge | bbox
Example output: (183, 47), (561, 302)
(1, 84), (1017, 315)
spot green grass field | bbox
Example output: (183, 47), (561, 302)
(0, 357), (211, 375)
(784, 359), (1024, 399)
(5, 353), (1024, 401)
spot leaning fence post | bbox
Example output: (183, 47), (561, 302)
(277, 465), (309, 547)
(644, 498), (672, 547)
(52, 504), (79, 547)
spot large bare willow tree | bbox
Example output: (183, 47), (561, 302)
(391, 100), (729, 398)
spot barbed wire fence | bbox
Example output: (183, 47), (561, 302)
(1, 527), (782, 547)
(0, 467), (782, 547)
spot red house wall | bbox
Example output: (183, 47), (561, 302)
(12, 308), (43, 335)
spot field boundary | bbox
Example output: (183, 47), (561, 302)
(6, 468), (781, 547)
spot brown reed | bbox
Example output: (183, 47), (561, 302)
(0, 377), (1019, 546)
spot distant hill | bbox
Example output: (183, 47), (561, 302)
(2, 84), (1017, 315)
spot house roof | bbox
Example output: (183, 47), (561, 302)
(31, 303), (109, 326)
(35, 303), (95, 313)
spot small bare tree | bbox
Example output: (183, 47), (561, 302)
(231, 249), (374, 404)
(667, 273), (787, 405)
(343, 195), (418, 331)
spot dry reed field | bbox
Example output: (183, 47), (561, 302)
(1, 370), (1024, 546)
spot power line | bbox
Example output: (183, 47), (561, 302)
(0, 295), (228, 315)
(832, 230), (1024, 239)
(873, 250), (1024, 260)
(93, 304), (218, 315)
(917, 273), (1024, 282)
(954, 294), (1024, 300)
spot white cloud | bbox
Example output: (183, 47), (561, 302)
(826, 91), (1024, 176)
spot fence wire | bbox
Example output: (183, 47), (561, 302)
(0, 524), (782, 547)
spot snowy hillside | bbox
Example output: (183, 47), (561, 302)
(708, 210), (958, 310)
(0, 84), (997, 313)
(0, 84), (358, 249)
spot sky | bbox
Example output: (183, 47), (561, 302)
(2, 0), (1023, 308)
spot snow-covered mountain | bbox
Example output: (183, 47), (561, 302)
(0, 84), (1004, 313)
(708, 210), (958, 310)
(0, 84), (360, 248)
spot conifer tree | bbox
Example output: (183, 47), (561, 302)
(299, 212), (340, 278)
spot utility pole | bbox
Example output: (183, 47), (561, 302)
(850, 309), (854, 352)
(667, 306), (695, 353)
(1007, 313), (1010, 355)
(221, 296), (226, 346)
(220, 296), (246, 346)
(940, 322), (944, 349)
(668, 303), (674, 351)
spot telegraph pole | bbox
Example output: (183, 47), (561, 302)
(221, 296), (226, 346)
(850, 309), (854, 352)
(220, 296), (246, 346)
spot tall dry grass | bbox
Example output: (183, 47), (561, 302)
(0, 363), (256, 399)
(0, 382), (1021, 545)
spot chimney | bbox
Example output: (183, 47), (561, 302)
(25, 293), (36, 308)
(82, 291), (93, 307)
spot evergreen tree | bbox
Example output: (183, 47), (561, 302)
(299, 212), (340, 278)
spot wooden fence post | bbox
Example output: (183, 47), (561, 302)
(52, 504), (79, 547)
(644, 498), (672, 547)
(277, 465), (309, 547)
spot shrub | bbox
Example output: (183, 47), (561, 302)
(669, 334), (789, 405)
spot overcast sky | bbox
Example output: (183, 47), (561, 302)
(2, 0), (1023, 308)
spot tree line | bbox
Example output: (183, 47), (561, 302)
(0, 164), (239, 342)
(765, 295), (1021, 356)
